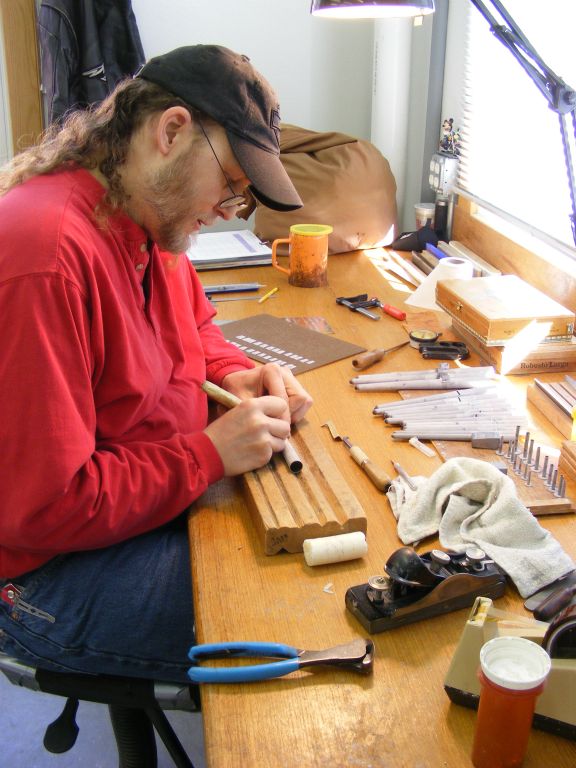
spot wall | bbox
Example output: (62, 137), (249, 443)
(0, 15), (11, 165)
(131, 0), (374, 140)
(0, 0), (454, 238)
(131, 0), (376, 231)
(370, 3), (449, 234)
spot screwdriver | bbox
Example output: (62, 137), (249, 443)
(352, 340), (410, 371)
(379, 303), (406, 321)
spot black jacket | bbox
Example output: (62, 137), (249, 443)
(38, 0), (145, 124)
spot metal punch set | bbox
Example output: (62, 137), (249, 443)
(496, 426), (567, 498)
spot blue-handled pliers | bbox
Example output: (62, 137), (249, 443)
(187, 638), (374, 683)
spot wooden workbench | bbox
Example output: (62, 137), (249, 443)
(188, 248), (576, 767)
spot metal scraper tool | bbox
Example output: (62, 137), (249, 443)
(322, 421), (392, 491)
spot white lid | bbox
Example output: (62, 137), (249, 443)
(480, 636), (551, 690)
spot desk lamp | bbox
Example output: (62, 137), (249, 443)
(311, 0), (576, 247)
(310, 1), (434, 16)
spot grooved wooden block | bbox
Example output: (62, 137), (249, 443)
(242, 424), (367, 554)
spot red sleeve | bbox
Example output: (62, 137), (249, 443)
(0, 273), (223, 576)
(183, 257), (255, 385)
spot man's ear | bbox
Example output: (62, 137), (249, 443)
(155, 106), (193, 155)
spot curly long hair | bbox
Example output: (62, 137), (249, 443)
(0, 78), (200, 212)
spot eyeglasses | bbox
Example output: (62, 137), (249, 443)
(198, 120), (248, 210)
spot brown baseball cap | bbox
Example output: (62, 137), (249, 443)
(137, 45), (303, 212)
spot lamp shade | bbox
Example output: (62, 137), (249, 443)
(310, 0), (435, 18)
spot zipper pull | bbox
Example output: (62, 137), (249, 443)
(1, 583), (56, 623)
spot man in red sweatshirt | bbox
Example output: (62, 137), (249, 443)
(0, 45), (311, 682)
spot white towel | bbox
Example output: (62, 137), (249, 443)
(386, 456), (574, 598)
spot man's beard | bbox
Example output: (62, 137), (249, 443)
(143, 151), (202, 253)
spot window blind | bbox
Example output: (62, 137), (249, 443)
(457, 1), (576, 250)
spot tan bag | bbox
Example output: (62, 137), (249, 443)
(240, 124), (398, 254)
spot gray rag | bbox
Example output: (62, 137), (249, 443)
(386, 456), (574, 598)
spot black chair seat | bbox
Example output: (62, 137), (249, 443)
(0, 653), (199, 768)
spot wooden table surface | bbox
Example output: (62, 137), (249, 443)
(188, 248), (576, 768)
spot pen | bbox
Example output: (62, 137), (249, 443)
(208, 295), (278, 302)
(424, 243), (449, 261)
(258, 286), (279, 304)
(203, 282), (265, 294)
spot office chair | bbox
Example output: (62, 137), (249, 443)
(0, 652), (200, 768)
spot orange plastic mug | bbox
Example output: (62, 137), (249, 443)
(271, 224), (333, 288)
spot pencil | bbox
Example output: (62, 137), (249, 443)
(202, 380), (242, 409)
(258, 286), (279, 304)
(201, 381), (303, 474)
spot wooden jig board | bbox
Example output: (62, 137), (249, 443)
(397, 391), (574, 516)
(241, 424), (367, 555)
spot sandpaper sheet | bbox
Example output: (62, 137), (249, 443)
(222, 313), (364, 374)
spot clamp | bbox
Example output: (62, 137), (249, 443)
(336, 294), (381, 320)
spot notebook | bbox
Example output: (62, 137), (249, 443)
(186, 230), (272, 270)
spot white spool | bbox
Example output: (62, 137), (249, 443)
(303, 532), (368, 567)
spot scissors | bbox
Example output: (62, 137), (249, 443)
(187, 638), (374, 683)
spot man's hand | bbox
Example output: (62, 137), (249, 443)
(222, 363), (313, 424)
(203, 395), (291, 475)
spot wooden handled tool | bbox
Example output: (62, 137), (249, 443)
(202, 380), (303, 474)
(352, 340), (410, 371)
(322, 420), (392, 491)
(533, 584), (576, 621)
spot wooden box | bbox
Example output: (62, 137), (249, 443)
(526, 383), (573, 439)
(436, 275), (575, 345)
(452, 319), (576, 375)
(559, 440), (576, 484)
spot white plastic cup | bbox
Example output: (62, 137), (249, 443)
(472, 636), (551, 768)
(414, 202), (435, 230)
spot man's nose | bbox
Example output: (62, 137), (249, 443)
(215, 205), (238, 221)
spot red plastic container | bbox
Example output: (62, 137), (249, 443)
(471, 636), (551, 768)
(472, 669), (545, 768)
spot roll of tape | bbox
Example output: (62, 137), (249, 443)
(542, 603), (576, 658)
(405, 256), (474, 311)
(303, 531), (367, 567)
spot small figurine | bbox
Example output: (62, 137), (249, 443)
(439, 117), (461, 156)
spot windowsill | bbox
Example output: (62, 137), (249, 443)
(469, 203), (576, 280)
(452, 196), (576, 313)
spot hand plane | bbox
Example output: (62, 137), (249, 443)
(345, 546), (506, 633)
